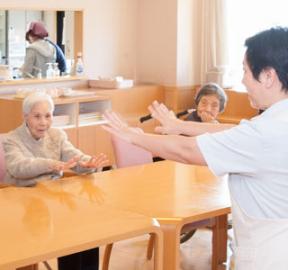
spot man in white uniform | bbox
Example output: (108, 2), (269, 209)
(103, 27), (288, 270)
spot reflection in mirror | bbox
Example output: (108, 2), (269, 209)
(0, 10), (82, 79)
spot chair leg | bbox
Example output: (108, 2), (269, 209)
(180, 229), (197, 244)
(17, 264), (38, 270)
(146, 233), (155, 260)
(42, 261), (53, 270)
(102, 243), (114, 270)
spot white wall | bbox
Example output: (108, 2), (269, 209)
(177, 0), (193, 86)
(177, 0), (200, 86)
(137, 0), (200, 86)
(84, 0), (138, 80)
(136, 0), (178, 86)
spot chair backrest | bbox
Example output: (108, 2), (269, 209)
(0, 136), (6, 182)
(111, 135), (153, 168)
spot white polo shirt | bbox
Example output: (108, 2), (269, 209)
(197, 99), (288, 218)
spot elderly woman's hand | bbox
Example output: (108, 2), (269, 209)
(79, 153), (109, 169)
(148, 100), (182, 135)
(103, 110), (143, 143)
(50, 156), (80, 173)
(198, 111), (218, 123)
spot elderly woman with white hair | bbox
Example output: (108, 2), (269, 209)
(3, 92), (107, 270)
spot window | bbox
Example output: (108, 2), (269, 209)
(226, 0), (288, 91)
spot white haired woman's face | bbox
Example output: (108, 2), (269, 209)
(24, 101), (53, 140)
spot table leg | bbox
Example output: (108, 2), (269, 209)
(212, 214), (228, 270)
(161, 224), (181, 270)
(152, 230), (163, 270)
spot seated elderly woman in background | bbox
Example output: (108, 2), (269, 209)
(179, 83), (228, 239)
(3, 92), (108, 270)
(184, 82), (227, 123)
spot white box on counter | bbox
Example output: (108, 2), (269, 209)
(89, 78), (134, 89)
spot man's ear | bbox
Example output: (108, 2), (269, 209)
(260, 67), (277, 88)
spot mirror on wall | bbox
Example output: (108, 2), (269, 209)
(0, 10), (82, 78)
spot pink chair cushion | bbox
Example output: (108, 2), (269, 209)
(111, 135), (153, 168)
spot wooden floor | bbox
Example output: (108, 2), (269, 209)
(39, 229), (233, 270)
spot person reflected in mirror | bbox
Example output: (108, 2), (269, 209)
(22, 21), (56, 78)
(3, 92), (108, 270)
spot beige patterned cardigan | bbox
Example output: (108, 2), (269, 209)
(3, 124), (93, 187)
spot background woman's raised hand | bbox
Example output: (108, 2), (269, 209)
(198, 111), (218, 123)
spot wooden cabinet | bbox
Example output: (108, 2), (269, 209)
(0, 94), (115, 163)
(78, 125), (114, 163)
(62, 126), (78, 147)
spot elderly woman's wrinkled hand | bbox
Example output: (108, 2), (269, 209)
(199, 111), (218, 123)
(102, 110), (143, 143)
(79, 153), (109, 169)
(148, 100), (181, 135)
(50, 156), (80, 173)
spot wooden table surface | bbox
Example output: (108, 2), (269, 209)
(0, 185), (162, 270)
(43, 161), (231, 270)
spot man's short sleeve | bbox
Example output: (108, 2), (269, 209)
(196, 120), (262, 177)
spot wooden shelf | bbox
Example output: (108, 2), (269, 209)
(0, 76), (84, 86)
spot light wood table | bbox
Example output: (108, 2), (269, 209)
(43, 161), (231, 270)
(0, 186), (163, 270)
